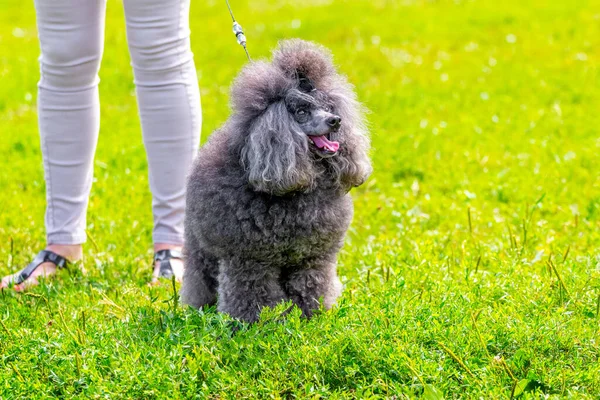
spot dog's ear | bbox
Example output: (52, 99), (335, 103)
(230, 61), (291, 116)
(240, 101), (317, 195)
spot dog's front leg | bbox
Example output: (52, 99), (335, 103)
(181, 226), (219, 309)
(217, 258), (288, 323)
(180, 249), (219, 309)
(284, 258), (342, 318)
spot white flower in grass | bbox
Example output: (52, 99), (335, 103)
(12, 27), (25, 37)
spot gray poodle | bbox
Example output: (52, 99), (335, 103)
(181, 39), (372, 323)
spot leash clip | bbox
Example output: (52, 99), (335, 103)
(232, 22), (246, 47)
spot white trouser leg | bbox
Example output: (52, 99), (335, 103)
(35, 0), (106, 245)
(123, 0), (201, 246)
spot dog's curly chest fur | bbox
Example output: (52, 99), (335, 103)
(190, 175), (353, 261)
(239, 188), (353, 259)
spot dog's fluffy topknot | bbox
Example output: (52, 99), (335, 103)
(272, 39), (336, 83)
(230, 39), (336, 115)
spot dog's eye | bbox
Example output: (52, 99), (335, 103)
(296, 109), (307, 116)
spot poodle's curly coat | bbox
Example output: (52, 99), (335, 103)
(181, 39), (372, 322)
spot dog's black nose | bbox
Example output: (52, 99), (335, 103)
(326, 116), (341, 128)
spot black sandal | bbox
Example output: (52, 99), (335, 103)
(11, 250), (68, 286)
(153, 249), (183, 279)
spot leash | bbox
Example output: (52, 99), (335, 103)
(224, 0), (252, 62)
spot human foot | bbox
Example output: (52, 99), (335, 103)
(150, 244), (184, 285)
(0, 244), (82, 291)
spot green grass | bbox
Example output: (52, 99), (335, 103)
(1, 0), (600, 398)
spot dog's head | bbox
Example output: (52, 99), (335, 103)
(283, 76), (341, 158)
(231, 39), (372, 195)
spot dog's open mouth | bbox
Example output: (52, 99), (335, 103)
(308, 135), (339, 156)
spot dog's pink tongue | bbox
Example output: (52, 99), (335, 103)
(312, 135), (339, 152)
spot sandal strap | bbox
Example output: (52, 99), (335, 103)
(153, 249), (182, 279)
(14, 250), (68, 285)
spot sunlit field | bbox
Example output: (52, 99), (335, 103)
(1, 0), (600, 398)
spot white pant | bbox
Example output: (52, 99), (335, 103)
(36, 0), (201, 246)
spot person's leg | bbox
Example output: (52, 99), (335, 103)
(122, 0), (201, 281)
(1, 0), (106, 290)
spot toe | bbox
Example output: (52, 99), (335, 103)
(170, 259), (184, 282)
(149, 262), (162, 285)
(3, 262), (57, 291)
(1, 273), (19, 290)
(0, 276), (10, 289)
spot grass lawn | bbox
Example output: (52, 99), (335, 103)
(1, 0), (600, 398)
